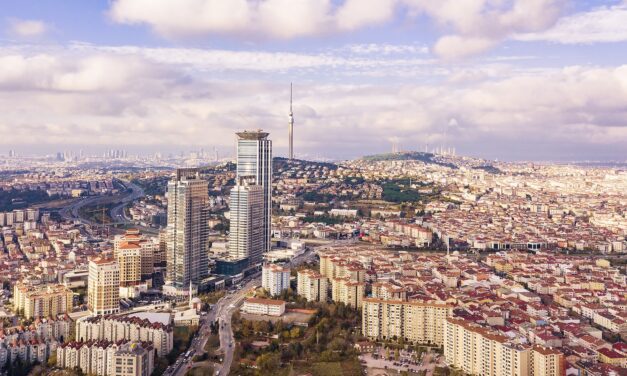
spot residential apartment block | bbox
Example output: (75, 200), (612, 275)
(13, 282), (74, 319)
(261, 263), (290, 296)
(76, 314), (173, 357)
(362, 298), (453, 346)
(444, 317), (564, 376)
(57, 340), (154, 376)
(296, 269), (328, 302)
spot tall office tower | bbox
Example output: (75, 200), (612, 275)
(165, 169), (209, 295)
(288, 83), (294, 160)
(88, 257), (120, 315)
(236, 130), (273, 253)
(228, 177), (264, 265)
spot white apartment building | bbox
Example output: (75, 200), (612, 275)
(57, 340), (154, 376)
(241, 298), (286, 317)
(297, 269), (329, 302)
(262, 263), (290, 296)
(76, 314), (172, 357)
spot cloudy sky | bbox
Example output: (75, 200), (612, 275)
(1, 0), (626, 161)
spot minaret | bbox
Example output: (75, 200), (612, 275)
(288, 83), (294, 160)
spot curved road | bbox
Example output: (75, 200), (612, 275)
(58, 178), (145, 228)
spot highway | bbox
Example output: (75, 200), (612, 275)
(58, 178), (149, 233)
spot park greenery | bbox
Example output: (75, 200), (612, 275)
(381, 180), (421, 203)
(229, 296), (364, 376)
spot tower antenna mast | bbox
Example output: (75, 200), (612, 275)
(288, 83), (294, 160)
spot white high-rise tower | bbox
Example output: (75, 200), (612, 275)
(288, 83), (294, 160)
(236, 131), (273, 254)
(228, 177), (264, 264)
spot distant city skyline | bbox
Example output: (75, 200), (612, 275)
(0, 1), (626, 161)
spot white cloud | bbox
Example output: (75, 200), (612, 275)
(403, 0), (565, 59)
(345, 43), (429, 55)
(109, 0), (399, 40)
(433, 36), (497, 60)
(515, 3), (627, 44)
(0, 44), (625, 158)
(108, 0), (570, 59)
(0, 52), (180, 92)
(7, 18), (49, 38)
(68, 43), (435, 77)
(335, 0), (397, 31)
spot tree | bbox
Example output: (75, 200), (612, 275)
(47, 353), (57, 367)
(289, 327), (302, 339)
(256, 353), (280, 374)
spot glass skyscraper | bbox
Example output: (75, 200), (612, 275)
(235, 131), (273, 255)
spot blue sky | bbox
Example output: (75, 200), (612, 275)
(0, 0), (626, 161)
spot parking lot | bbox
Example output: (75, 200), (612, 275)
(359, 347), (446, 375)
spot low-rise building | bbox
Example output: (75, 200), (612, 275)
(241, 298), (286, 317)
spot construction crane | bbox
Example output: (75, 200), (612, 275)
(86, 206), (110, 237)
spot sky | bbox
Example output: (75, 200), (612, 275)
(0, 0), (626, 162)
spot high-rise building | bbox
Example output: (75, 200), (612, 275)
(331, 277), (365, 309)
(228, 177), (264, 265)
(114, 229), (156, 281)
(261, 263), (290, 296)
(88, 257), (120, 315)
(236, 130), (272, 254)
(155, 229), (167, 267)
(165, 169), (209, 295)
(297, 269), (328, 302)
(115, 246), (141, 287)
(288, 83), (294, 160)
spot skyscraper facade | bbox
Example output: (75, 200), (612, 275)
(235, 131), (273, 253)
(165, 169), (209, 294)
(228, 177), (264, 265)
